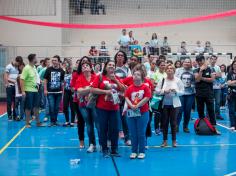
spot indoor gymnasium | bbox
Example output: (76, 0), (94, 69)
(0, 0), (236, 175)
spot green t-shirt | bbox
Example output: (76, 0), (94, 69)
(20, 64), (38, 92)
(39, 67), (47, 81)
(153, 70), (167, 83)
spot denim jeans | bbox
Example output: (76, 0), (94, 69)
(228, 95), (236, 128)
(63, 90), (75, 123)
(127, 111), (149, 153)
(213, 89), (221, 117)
(196, 96), (216, 125)
(177, 94), (195, 128)
(6, 86), (16, 118)
(15, 96), (25, 119)
(47, 93), (62, 123)
(96, 108), (119, 153)
(79, 106), (99, 146)
(119, 105), (130, 142)
(220, 87), (227, 107)
(39, 84), (45, 109)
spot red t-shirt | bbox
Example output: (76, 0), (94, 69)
(70, 71), (80, 102)
(122, 76), (154, 91)
(76, 73), (96, 107)
(125, 83), (151, 113)
(91, 74), (122, 111)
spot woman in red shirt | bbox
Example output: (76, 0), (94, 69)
(76, 61), (98, 153)
(91, 60), (125, 157)
(70, 57), (90, 148)
(125, 69), (151, 159)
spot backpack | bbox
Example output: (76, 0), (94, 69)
(194, 117), (216, 135)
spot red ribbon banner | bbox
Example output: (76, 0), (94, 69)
(0, 9), (236, 29)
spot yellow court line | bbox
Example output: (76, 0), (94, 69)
(0, 126), (26, 154)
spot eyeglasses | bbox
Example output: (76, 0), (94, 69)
(117, 54), (124, 57)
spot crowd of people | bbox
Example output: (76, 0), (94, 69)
(4, 44), (236, 160)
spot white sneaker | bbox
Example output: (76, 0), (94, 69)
(129, 153), (137, 159)
(137, 153), (145, 159)
(43, 117), (48, 122)
(87, 144), (96, 153)
(125, 140), (131, 146)
(230, 127), (235, 131)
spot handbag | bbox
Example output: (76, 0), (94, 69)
(86, 74), (103, 108)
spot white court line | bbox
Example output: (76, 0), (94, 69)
(7, 143), (236, 149)
(224, 172), (236, 176)
(217, 123), (232, 130)
(0, 113), (7, 118)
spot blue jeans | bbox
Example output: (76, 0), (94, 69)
(79, 106), (99, 146)
(127, 111), (149, 153)
(96, 108), (119, 153)
(15, 96), (25, 119)
(177, 94), (195, 128)
(39, 84), (45, 109)
(228, 95), (236, 128)
(6, 86), (16, 118)
(213, 89), (221, 117)
(47, 93), (62, 123)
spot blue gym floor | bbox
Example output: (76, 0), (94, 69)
(0, 110), (235, 176)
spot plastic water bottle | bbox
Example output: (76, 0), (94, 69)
(70, 159), (80, 165)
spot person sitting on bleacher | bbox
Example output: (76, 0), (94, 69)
(204, 41), (214, 53)
(194, 41), (204, 54)
(161, 36), (171, 55)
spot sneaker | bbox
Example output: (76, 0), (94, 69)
(119, 131), (125, 139)
(155, 129), (161, 135)
(70, 123), (74, 127)
(215, 128), (221, 135)
(110, 151), (121, 157)
(230, 127), (235, 131)
(15, 116), (21, 121)
(172, 140), (177, 148)
(43, 117), (48, 122)
(63, 122), (70, 127)
(25, 124), (31, 128)
(183, 128), (190, 133)
(8, 116), (13, 121)
(36, 122), (44, 127)
(137, 153), (145, 159)
(87, 144), (96, 153)
(48, 122), (56, 127)
(125, 140), (131, 146)
(160, 141), (168, 148)
(130, 153), (138, 159)
(79, 141), (85, 149)
(103, 151), (110, 158)
(107, 140), (111, 147)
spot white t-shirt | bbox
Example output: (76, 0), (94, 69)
(194, 46), (204, 53)
(5, 63), (19, 86)
(118, 35), (130, 47)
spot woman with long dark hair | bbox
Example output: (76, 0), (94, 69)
(227, 60), (236, 131)
(76, 61), (98, 153)
(91, 60), (125, 157)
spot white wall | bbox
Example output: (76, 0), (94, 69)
(0, 0), (63, 60)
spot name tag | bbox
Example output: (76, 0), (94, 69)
(126, 109), (141, 118)
(112, 91), (120, 105)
